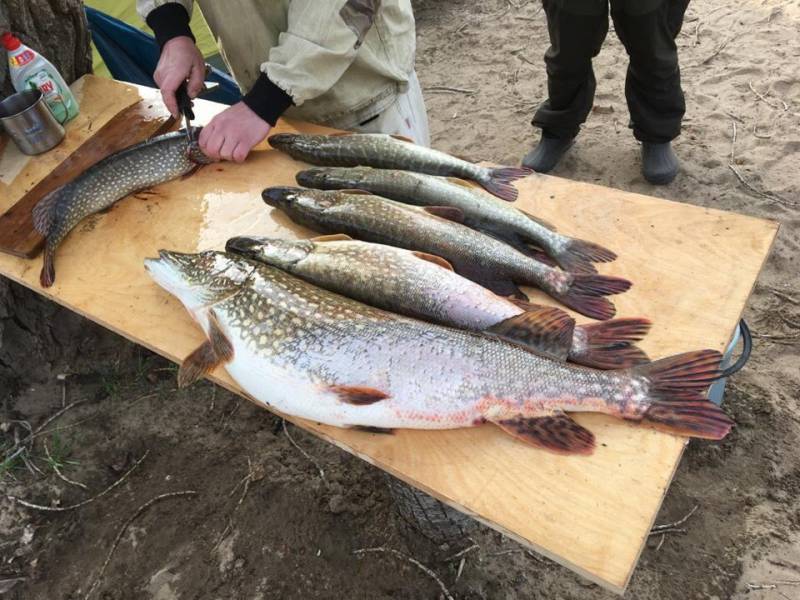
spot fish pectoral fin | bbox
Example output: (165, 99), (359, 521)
(389, 134), (415, 144)
(32, 190), (59, 236)
(329, 385), (390, 405)
(351, 425), (396, 435)
(486, 306), (575, 359)
(492, 414), (595, 455)
(411, 251), (454, 272)
(423, 206), (465, 223)
(311, 233), (354, 242)
(178, 340), (220, 387)
(177, 310), (234, 388)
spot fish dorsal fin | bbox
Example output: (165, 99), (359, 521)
(390, 134), (415, 144)
(178, 310), (234, 388)
(446, 177), (477, 189)
(329, 385), (390, 405)
(411, 251), (454, 271)
(487, 306), (574, 359)
(423, 206), (465, 223)
(311, 234), (353, 242)
(32, 190), (60, 236)
(505, 297), (540, 311)
(492, 414), (595, 455)
(339, 189), (373, 195)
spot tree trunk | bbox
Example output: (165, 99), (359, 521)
(0, 0), (93, 390)
(0, 0), (92, 96)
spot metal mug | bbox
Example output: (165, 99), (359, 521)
(0, 89), (65, 155)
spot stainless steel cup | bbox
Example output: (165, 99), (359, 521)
(0, 89), (65, 155)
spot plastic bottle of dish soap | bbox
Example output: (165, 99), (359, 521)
(2, 32), (79, 124)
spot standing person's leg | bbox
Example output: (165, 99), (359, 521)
(523, 0), (609, 172)
(350, 71), (431, 147)
(611, 0), (689, 184)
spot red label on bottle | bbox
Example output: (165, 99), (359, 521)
(11, 49), (35, 67)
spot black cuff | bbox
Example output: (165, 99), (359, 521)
(242, 73), (295, 127)
(146, 3), (195, 49)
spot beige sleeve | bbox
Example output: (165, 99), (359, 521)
(263, 0), (381, 105)
(136, 0), (194, 21)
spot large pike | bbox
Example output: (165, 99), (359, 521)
(296, 166), (615, 274)
(145, 249), (733, 454)
(268, 132), (533, 202)
(33, 128), (211, 287)
(225, 236), (651, 369)
(261, 187), (632, 320)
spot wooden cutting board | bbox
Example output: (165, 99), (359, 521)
(0, 77), (779, 594)
(0, 75), (174, 258)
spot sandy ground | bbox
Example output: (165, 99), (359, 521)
(2, 0), (800, 598)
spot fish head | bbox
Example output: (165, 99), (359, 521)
(225, 236), (313, 270)
(295, 167), (370, 190)
(144, 250), (253, 312)
(262, 186), (342, 215)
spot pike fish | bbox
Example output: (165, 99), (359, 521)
(261, 187), (632, 320)
(268, 132), (533, 202)
(296, 166), (615, 274)
(144, 249), (733, 455)
(225, 236), (651, 369)
(33, 128), (211, 288)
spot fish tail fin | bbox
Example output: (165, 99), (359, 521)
(633, 350), (733, 440)
(569, 318), (653, 369)
(481, 167), (533, 202)
(553, 239), (618, 274)
(553, 274), (631, 320)
(40, 247), (55, 288)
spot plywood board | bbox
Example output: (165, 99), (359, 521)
(0, 79), (778, 593)
(0, 75), (142, 214)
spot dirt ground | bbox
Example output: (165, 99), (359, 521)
(2, 0), (800, 598)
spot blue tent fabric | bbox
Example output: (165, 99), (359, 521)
(85, 6), (241, 105)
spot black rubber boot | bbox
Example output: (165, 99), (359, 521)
(641, 141), (679, 185)
(522, 134), (574, 173)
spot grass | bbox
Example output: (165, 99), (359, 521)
(41, 433), (79, 473)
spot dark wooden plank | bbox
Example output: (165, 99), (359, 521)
(0, 101), (175, 258)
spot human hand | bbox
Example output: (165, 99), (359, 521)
(198, 102), (272, 163)
(153, 36), (205, 118)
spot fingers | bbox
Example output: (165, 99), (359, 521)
(231, 143), (249, 164)
(159, 72), (184, 118)
(187, 59), (205, 98)
(199, 124), (224, 161)
(219, 138), (238, 162)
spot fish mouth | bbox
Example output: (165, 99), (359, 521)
(262, 186), (299, 208)
(295, 168), (328, 188)
(225, 236), (262, 258)
(267, 133), (296, 149)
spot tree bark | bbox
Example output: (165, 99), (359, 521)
(0, 0), (94, 390)
(0, 0), (92, 96)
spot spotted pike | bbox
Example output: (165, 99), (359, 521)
(261, 187), (632, 320)
(295, 166), (615, 274)
(268, 132), (533, 202)
(144, 249), (733, 454)
(33, 128), (211, 287)
(225, 236), (651, 369)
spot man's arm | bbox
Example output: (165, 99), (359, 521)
(243, 0), (381, 126)
(137, 1), (205, 118)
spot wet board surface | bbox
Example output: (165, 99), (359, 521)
(0, 77), (778, 593)
(0, 75), (174, 258)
